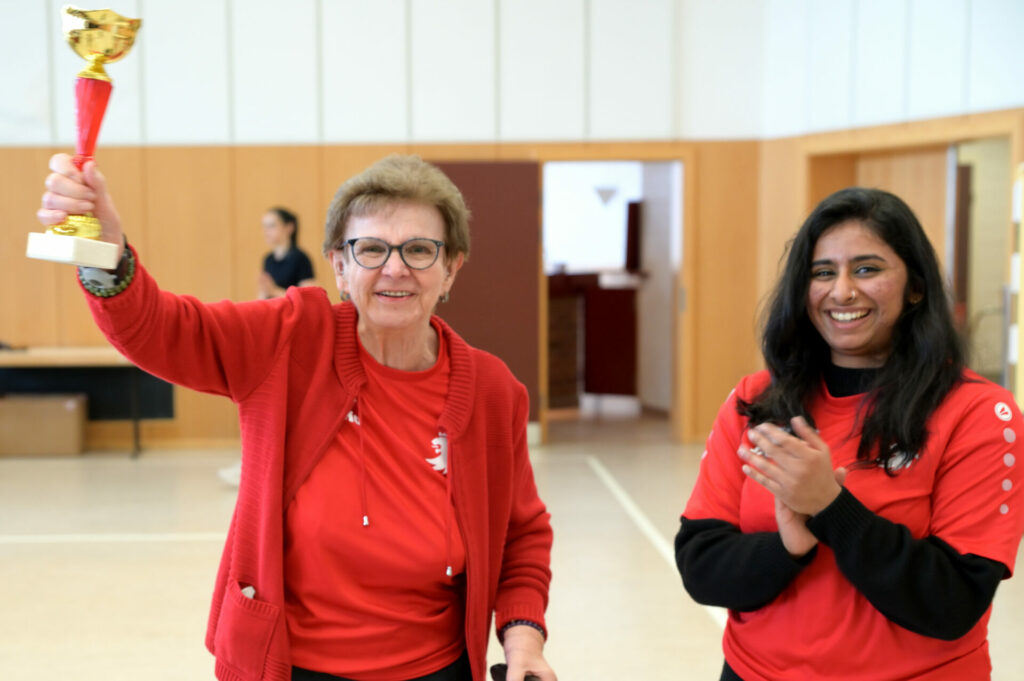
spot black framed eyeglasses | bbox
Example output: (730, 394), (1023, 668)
(342, 237), (446, 270)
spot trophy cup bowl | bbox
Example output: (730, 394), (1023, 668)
(26, 6), (142, 269)
(63, 7), (142, 75)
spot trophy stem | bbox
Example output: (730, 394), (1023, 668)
(75, 76), (112, 160)
(45, 75), (114, 239)
(77, 57), (111, 82)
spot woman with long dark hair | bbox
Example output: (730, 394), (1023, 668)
(676, 187), (1024, 680)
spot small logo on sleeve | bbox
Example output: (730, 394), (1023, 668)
(995, 402), (1013, 422)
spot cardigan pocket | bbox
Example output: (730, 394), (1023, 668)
(213, 580), (280, 680)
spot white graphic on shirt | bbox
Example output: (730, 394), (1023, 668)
(995, 402), (1013, 422)
(887, 443), (919, 471)
(346, 411), (360, 426)
(427, 433), (448, 475)
(888, 453), (919, 471)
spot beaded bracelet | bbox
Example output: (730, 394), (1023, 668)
(499, 619), (546, 642)
(78, 244), (136, 298)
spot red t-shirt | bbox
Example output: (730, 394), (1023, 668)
(284, 322), (467, 680)
(685, 369), (1024, 681)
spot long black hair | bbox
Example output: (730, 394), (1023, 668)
(739, 187), (964, 472)
(269, 206), (299, 248)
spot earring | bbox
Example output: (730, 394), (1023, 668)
(340, 291), (351, 302)
(439, 291), (450, 303)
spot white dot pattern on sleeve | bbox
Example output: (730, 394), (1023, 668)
(1004, 479), (1014, 492)
(1000, 504), (1010, 515)
(1004, 428), (1016, 443)
(1006, 453), (1017, 467)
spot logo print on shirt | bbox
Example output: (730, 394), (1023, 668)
(995, 402), (1013, 422)
(346, 411), (360, 426)
(886, 442), (919, 471)
(427, 432), (448, 475)
(887, 452), (919, 471)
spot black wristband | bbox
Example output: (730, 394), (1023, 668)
(78, 244), (135, 298)
(499, 619), (546, 642)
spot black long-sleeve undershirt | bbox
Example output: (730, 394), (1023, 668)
(674, 518), (816, 612)
(806, 487), (1005, 640)
(676, 489), (1006, 639)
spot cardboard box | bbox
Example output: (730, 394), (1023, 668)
(0, 394), (86, 457)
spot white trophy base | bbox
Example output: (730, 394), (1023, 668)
(26, 232), (120, 270)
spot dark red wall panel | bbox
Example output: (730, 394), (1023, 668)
(432, 161), (541, 421)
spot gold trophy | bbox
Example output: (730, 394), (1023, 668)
(26, 6), (142, 269)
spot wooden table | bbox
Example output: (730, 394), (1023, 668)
(0, 346), (144, 455)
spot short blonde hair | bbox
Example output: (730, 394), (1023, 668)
(323, 155), (470, 262)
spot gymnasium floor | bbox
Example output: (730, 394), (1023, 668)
(1, 414), (1021, 680)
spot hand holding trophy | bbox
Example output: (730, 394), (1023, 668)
(27, 5), (141, 269)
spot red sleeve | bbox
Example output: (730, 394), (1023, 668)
(683, 372), (769, 524)
(929, 383), (1024, 575)
(82, 247), (309, 402)
(494, 381), (553, 634)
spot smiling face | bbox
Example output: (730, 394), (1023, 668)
(806, 220), (914, 368)
(328, 201), (462, 337)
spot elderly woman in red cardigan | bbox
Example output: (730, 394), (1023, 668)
(38, 153), (555, 681)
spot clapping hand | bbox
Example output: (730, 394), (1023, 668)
(738, 416), (846, 557)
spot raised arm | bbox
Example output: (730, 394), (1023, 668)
(37, 154), (304, 401)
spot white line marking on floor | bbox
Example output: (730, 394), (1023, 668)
(586, 455), (728, 630)
(0, 532), (225, 545)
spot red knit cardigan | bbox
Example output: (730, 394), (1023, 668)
(84, 251), (553, 681)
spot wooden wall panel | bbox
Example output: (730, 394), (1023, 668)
(410, 144), (499, 161)
(690, 141), (762, 433)
(807, 153), (857, 210)
(856, 146), (949, 267)
(1, 148), (59, 347)
(757, 138), (803, 343)
(231, 147), (325, 301)
(142, 147), (233, 297)
(138, 147), (239, 443)
(799, 109), (1023, 155)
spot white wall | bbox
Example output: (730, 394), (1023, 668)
(676, 0), (764, 139)
(4, 0), (1024, 146)
(637, 162), (682, 411)
(762, 0), (1024, 138)
(542, 162), (643, 274)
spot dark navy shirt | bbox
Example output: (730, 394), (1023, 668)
(264, 247), (314, 291)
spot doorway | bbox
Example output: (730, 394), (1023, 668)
(542, 160), (684, 421)
(954, 138), (1013, 386)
